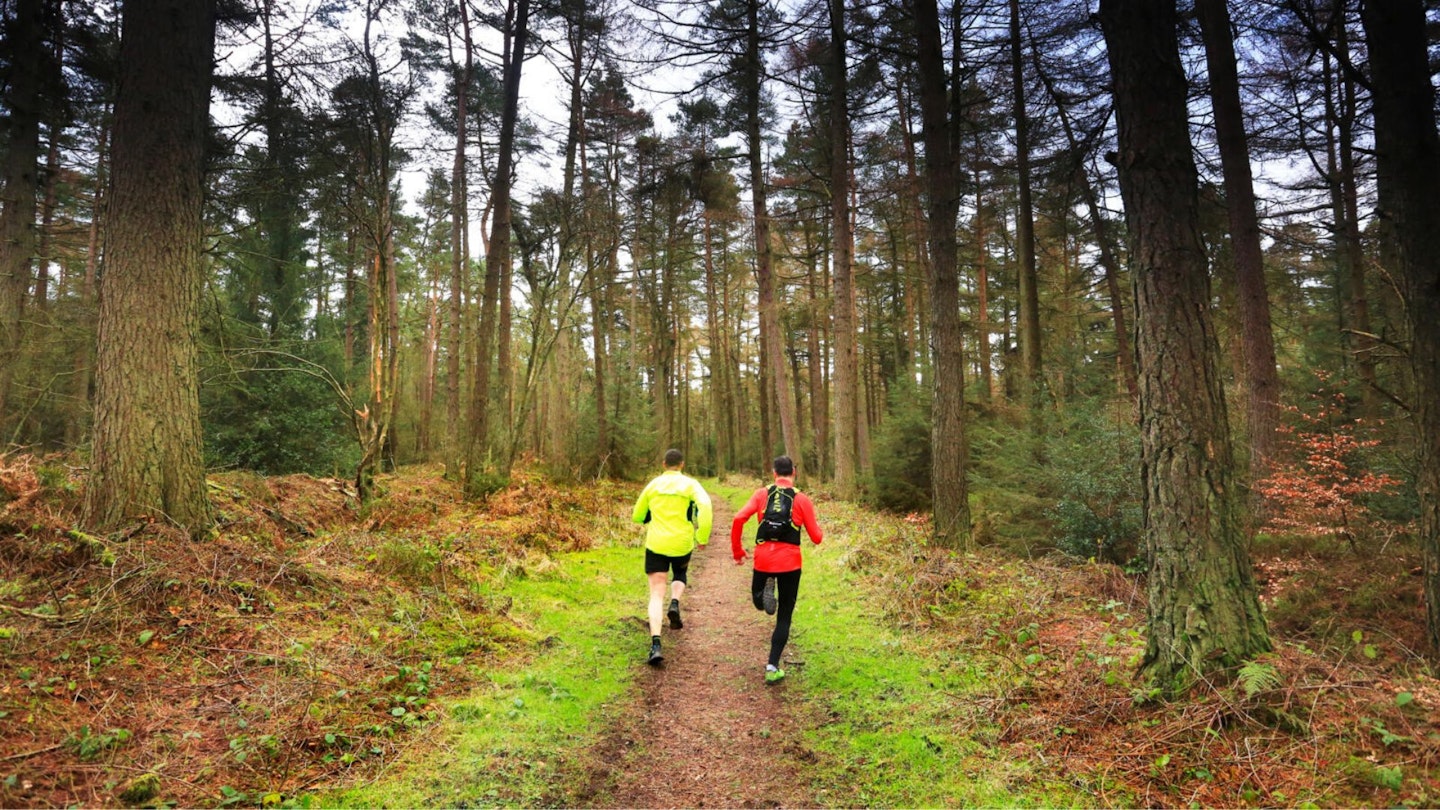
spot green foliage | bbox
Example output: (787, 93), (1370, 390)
(1237, 657), (1283, 698)
(1043, 404), (1142, 564)
(202, 358), (358, 477)
(64, 726), (132, 761)
(323, 544), (642, 807)
(864, 382), (931, 513)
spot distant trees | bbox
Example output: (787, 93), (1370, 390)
(0, 1), (1427, 679)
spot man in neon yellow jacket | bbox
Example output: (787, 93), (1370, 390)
(631, 448), (712, 665)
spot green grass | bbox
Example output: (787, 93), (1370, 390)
(744, 492), (1093, 807)
(321, 479), (1094, 808)
(320, 542), (645, 808)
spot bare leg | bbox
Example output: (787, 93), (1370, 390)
(647, 571), (669, 637)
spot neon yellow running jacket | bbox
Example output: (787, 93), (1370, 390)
(631, 470), (713, 556)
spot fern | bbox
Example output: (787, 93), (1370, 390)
(1238, 658), (1283, 698)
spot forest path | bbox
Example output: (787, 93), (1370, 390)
(575, 496), (819, 808)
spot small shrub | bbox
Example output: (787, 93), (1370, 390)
(64, 726), (132, 761)
(864, 383), (931, 513)
(1255, 375), (1407, 548)
(1045, 405), (1142, 564)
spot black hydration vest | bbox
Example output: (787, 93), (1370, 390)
(755, 485), (801, 545)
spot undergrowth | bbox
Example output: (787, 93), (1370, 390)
(0, 455), (635, 808)
(779, 488), (1440, 808)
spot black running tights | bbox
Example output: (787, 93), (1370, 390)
(752, 568), (802, 667)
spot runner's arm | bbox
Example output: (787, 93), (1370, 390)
(692, 484), (713, 546)
(796, 493), (824, 545)
(630, 482), (654, 525)
(729, 489), (764, 561)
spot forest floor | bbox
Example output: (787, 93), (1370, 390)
(2, 454), (1439, 807)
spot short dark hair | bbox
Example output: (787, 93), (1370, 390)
(772, 455), (794, 476)
(664, 448), (684, 467)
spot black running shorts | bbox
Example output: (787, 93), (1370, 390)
(644, 548), (692, 583)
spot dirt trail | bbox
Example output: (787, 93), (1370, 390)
(577, 497), (819, 808)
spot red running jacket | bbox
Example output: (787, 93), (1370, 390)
(730, 477), (823, 573)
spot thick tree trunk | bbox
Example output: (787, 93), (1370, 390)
(745, 0), (799, 468)
(1195, 0), (1281, 486)
(1102, 0), (1270, 690)
(912, 0), (971, 549)
(85, 0), (215, 533)
(0, 0), (46, 424)
(1361, 0), (1440, 657)
(830, 0), (859, 496)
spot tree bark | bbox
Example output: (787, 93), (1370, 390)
(1009, 0), (1042, 405)
(85, 0), (215, 533)
(1100, 0), (1270, 690)
(1360, 0), (1440, 657)
(468, 0), (528, 488)
(0, 0), (47, 424)
(912, 0), (971, 549)
(1195, 0), (1281, 485)
(446, 0), (474, 479)
(745, 0), (800, 468)
(830, 0), (859, 496)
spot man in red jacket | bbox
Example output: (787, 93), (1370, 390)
(731, 455), (823, 683)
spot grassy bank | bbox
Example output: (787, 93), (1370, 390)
(712, 479), (1090, 806)
(324, 543), (645, 807)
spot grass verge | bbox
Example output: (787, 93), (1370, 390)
(321, 542), (646, 807)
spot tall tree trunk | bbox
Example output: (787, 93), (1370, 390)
(1100, 0), (1269, 690)
(703, 211), (728, 473)
(1195, 0), (1281, 485)
(1361, 0), (1440, 657)
(85, 0), (215, 533)
(830, 0), (859, 495)
(67, 114), (108, 449)
(468, 0), (528, 487)
(446, 0), (474, 479)
(1009, 0), (1042, 406)
(806, 222), (828, 477)
(912, 0), (971, 549)
(746, 0), (799, 467)
(1033, 48), (1137, 400)
(1323, 22), (1378, 402)
(973, 157), (993, 401)
(0, 0), (46, 425)
(353, 7), (401, 503)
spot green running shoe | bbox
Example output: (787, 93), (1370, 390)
(765, 666), (785, 683)
(762, 576), (777, 615)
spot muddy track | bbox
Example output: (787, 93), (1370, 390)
(573, 496), (819, 808)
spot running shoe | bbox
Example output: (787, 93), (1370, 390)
(668, 598), (683, 629)
(762, 576), (777, 616)
(647, 640), (663, 666)
(765, 665), (785, 683)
